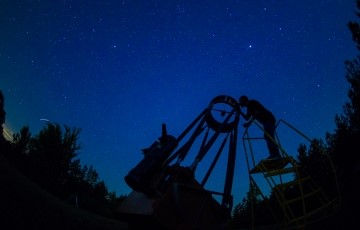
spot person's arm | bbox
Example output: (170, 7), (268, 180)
(243, 117), (254, 128)
(242, 111), (259, 128)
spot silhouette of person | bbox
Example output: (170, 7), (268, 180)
(239, 95), (281, 160)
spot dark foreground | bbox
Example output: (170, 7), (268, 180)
(1, 151), (357, 230)
(0, 154), (128, 230)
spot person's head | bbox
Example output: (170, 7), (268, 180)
(239, 95), (249, 107)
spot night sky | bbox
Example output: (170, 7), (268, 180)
(1, 0), (358, 204)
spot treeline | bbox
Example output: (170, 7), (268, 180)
(0, 98), (126, 218)
(230, 1), (360, 228)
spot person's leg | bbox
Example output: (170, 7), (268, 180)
(263, 122), (280, 157)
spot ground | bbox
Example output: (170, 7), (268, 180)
(0, 154), (128, 230)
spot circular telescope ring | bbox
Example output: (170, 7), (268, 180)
(205, 95), (240, 133)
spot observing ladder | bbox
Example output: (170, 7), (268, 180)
(243, 119), (340, 229)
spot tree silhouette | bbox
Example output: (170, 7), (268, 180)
(83, 165), (100, 187)
(27, 123), (81, 196)
(0, 90), (12, 156)
(326, 0), (360, 193)
(12, 126), (31, 155)
(230, 182), (275, 228)
(0, 91), (126, 218)
(296, 139), (336, 198)
(0, 90), (6, 140)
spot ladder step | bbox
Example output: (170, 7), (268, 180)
(250, 157), (293, 174)
(274, 176), (311, 190)
(280, 188), (322, 205)
(264, 166), (296, 177)
(285, 198), (339, 225)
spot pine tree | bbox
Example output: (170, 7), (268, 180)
(0, 90), (6, 139)
(326, 0), (360, 191)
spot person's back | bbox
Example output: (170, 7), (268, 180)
(247, 99), (275, 124)
(239, 95), (281, 159)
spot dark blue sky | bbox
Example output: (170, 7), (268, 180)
(1, 0), (357, 203)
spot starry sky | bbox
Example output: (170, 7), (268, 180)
(0, 0), (358, 205)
